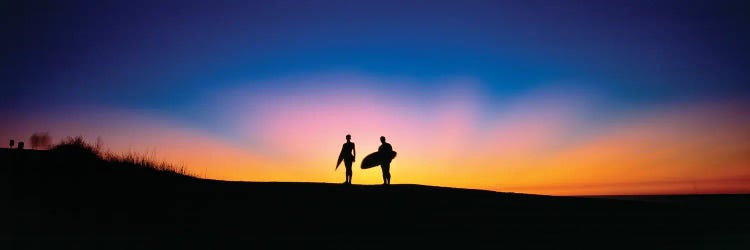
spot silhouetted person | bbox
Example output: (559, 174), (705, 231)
(338, 134), (356, 184)
(9, 139), (14, 149)
(378, 136), (394, 185)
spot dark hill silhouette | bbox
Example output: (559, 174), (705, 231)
(2, 142), (749, 250)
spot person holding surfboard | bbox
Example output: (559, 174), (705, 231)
(336, 134), (356, 185)
(360, 136), (397, 184)
(378, 136), (394, 185)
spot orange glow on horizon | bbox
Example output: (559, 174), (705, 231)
(3, 78), (749, 196)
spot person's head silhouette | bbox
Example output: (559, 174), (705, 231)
(380, 136), (386, 143)
(346, 134), (351, 142)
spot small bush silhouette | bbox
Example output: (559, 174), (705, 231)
(52, 136), (101, 159)
(30, 132), (52, 150)
(9, 139), (14, 148)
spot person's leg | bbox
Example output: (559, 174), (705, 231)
(386, 169), (390, 185)
(346, 168), (352, 184)
(344, 172), (350, 184)
(382, 163), (390, 185)
(345, 160), (353, 184)
(385, 162), (391, 184)
(381, 165), (387, 184)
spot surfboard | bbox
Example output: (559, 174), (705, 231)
(336, 156), (343, 170)
(360, 151), (397, 169)
(336, 148), (345, 170)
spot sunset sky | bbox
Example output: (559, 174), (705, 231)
(3, 0), (750, 195)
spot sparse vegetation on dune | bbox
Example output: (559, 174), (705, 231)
(105, 151), (191, 177)
(50, 136), (193, 178)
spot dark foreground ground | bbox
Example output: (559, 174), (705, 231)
(2, 149), (749, 249)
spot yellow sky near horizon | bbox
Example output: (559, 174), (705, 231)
(2, 94), (749, 196)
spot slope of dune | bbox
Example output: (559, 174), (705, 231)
(3, 148), (749, 249)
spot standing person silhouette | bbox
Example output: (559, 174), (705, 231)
(378, 136), (394, 185)
(337, 134), (356, 185)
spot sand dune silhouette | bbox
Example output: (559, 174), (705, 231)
(3, 139), (749, 249)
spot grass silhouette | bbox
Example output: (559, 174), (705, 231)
(51, 136), (192, 178)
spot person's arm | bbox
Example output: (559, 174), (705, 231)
(353, 143), (356, 161)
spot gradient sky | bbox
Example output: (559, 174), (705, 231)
(3, 0), (750, 195)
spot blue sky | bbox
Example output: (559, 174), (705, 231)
(5, 0), (749, 113)
(3, 0), (750, 194)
